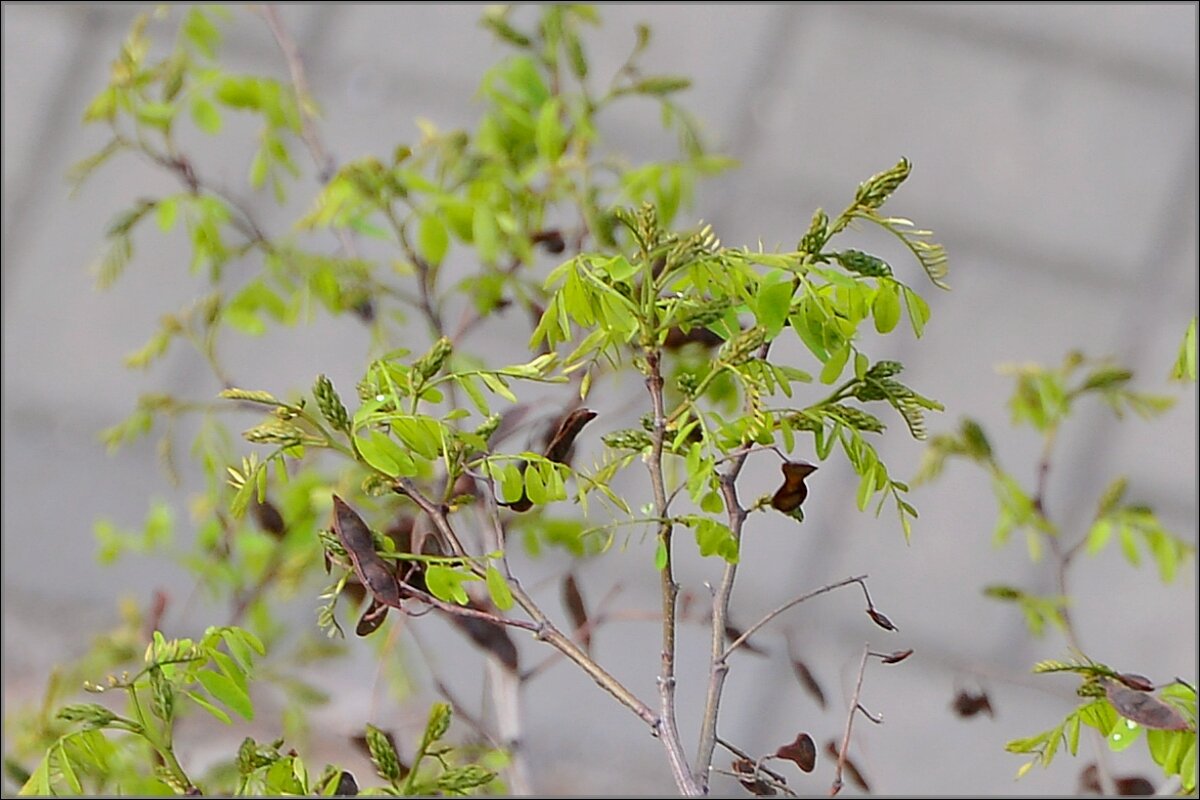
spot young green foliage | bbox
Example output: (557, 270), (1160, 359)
(1171, 317), (1198, 382)
(27, 4), (960, 797)
(1005, 660), (1196, 792)
(920, 348), (1196, 791)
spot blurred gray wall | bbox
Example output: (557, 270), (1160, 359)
(2, 4), (1197, 795)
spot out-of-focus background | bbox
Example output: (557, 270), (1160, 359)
(2, 4), (1196, 795)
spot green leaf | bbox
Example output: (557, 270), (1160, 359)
(457, 375), (490, 417)
(473, 205), (500, 265)
(82, 86), (118, 123)
(654, 538), (668, 570)
(872, 280), (901, 334)
(220, 628), (263, 671)
(417, 214), (450, 267)
(1079, 699), (1119, 736)
(480, 372), (518, 403)
(692, 518), (738, 563)
(820, 343), (850, 384)
(856, 468), (875, 511)
(629, 75), (691, 95)
(600, 255), (638, 282)
(19, 756), (52, 796)
(190, 96), (222, 134)
(1087, 518), (1113, 555)
(854, 351), (869, 381)
(183, 7), (221, 59)
(425, 565), (475, 605)
(135, 101), (176, 130)
(1118, 524), (1141, 566)
(485, 565), (514, 611)
(1170, 317), (1197, 382)
(1067, 713), (1081, 756)
(700, 490), (724, 514)
(215, 75), (261, 109)
(524, 463), (548, 505)
(1107, 716), (1142, 752)
(535, 97), (566, 161)
(55, 742), (83, 795)
(1094, 476), (1128, 519)
(356, 431), (417, 478)
(754, 277), (794, 338)
(155, 196), (179, 232)
(1180, 735), (1197, 791)
(858, 209), (949, 289)
(497, 463), (525, 504)
(197, 669), (254, 721)
(902, 287), (930, 337)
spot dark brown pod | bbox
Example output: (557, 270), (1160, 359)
(355, 598), (389, 637)
(1113, 776), (1155, 795)
(331, 770), (359, 796)
(562, 573), (591, 652)
(725, 623), (769, 656)
(775, 732), (816, 773)
(866, 607), (898, 632)
(448, 600), (520, 672)
(251, 497), (286, 538)
(542, 408), (598, 464)
(790, 657), (827, 710)
(731, 758), (776, 796)
(881, 648), (914, 665)
(663, 325), (725, 350)
(503, 409), (597, 513)
(951, 689), (994, 718)
(771, 461), (817, 515)
(1104, 681), (1192, 731)
(332, 495), (402, 607)
(531, 229), (566, 254)
(1115, 672), (1155, 692)
(505, 494), (534, 513)
(824, 741), (870, 792)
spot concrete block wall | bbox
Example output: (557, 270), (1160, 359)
(3, 4), (1196, 794)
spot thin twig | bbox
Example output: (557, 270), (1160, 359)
(693, 445), (749, 788)
(856, 703), (883, 724)
(831, 644), (871, 796)
(1029, 430), (1119, 791)
(403, 586), (541, 633)
(521, 605), (659, 681)
(693, 340), (772, 791)
(260, 5), (335, 181)
(261, 2), (380, 310)
(715, 737), (792, 787)
(396, 477), (661, 731)
(721, 575), (870, 661)
(645, 350), (701, 795)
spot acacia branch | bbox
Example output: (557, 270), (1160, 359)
(261, 2), (387, 318)
(693, 447), (749, 788)
(694, 341), (771, 791)
(716, 736), (793, 789)
(831, 644), (872, 796)
(645, 350), (701, 795)
(721, 575), (869, 661)
(261, 4), (335, 181)
(393, 476), (661, 731)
